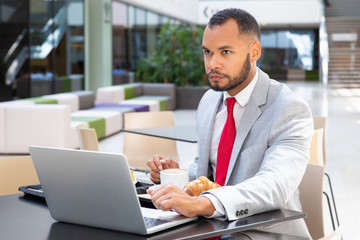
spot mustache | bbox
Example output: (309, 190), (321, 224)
(206, 70), (229, 78)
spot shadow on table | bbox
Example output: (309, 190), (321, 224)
(47, 217), (310, 240)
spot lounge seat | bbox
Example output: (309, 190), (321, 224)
(94, 103), (148, 112)
(43, 93), (80, 112)
(0, 104), (83, 154)
(71, 110), (122, 139)
(119, 99), (160, 111)
(95, 83), (176, 110)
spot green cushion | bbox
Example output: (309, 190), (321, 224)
(20, 97), (58, 104)
(132, 97), (167, 111)
(59, 76), (71, 92)
(118, 84), (134, 99)
(71, 116), (106, 139)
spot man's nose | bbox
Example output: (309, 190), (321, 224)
(207, 55), (221, 70)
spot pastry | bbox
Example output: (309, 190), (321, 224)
(183, 176), (220, 196)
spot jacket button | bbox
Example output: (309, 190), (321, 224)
(244, 209), (249, 214)
(236, 210), (241, 217)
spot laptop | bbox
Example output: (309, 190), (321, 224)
(29, 146), (196, 235)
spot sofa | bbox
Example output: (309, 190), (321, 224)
(0, 83), (176, 154)
(96, 83), (176, 111)
(0, 91), (119, 154)
(0, 104), (83, 154)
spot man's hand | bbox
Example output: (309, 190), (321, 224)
(147, 155), (179, 184)
(147, 183), (216, 218)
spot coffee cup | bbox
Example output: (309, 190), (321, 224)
(160, 169), (189, 190)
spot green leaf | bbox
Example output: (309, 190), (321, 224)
(136, 23), (205, 86)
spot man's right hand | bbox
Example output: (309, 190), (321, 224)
(147, 155), (179, 184)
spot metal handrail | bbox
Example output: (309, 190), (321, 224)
(4, 5), (67, 86)
(3, 29), (27, 64)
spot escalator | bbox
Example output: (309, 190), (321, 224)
(1, 0), (84, 101)
(4, 4), (67, 87)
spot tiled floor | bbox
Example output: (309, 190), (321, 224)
(101, 81), (359, 239)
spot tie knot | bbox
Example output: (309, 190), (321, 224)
(226, 97), (236, 111)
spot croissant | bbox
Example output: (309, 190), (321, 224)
(183, 176), (220, 196)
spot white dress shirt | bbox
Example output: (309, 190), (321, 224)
(203, 68), (259, 218)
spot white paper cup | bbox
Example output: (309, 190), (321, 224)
(160, 169), (189, 190)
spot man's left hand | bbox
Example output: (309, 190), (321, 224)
(147, 183), (215, 218)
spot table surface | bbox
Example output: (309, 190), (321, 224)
(0, 193), (308, 240)
(121, 125), (198, 143)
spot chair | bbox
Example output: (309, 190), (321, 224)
(78, 128), (99, 151)
(302, 123), (342, 239)
(299, 163), (342, 240)
(313, 116), (327, 165)
(312, 116), (341, 234)
(123, 111), (179, 171)
(0, 156), (39, 196)
(309, 128), (324, 166)
(299, 163), (325, 239)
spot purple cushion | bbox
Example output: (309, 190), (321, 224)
(95, 103), (149, 112)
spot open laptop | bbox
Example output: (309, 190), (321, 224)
(29, 146), (196, 235)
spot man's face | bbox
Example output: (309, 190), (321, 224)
(202, 19), (253, 96)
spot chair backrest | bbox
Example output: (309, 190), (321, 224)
(123, 111), (179, 171)
(299, 163), (325, 239)
(0, 156), (40, 196)
(309, 128), (324, 166)
(78, 128), (99, 151)
(313, 116), (327, 166)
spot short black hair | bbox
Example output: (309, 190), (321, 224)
(208, 8), (261, 41)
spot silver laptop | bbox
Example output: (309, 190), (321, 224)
(29, 146), (196, 235)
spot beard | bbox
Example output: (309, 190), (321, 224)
(207, 53), (251, 92)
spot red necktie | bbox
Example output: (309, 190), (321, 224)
(215, 97), (236, 186)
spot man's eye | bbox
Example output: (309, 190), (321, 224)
(223, 50), (231, 54)
(202, 49), (211, 55)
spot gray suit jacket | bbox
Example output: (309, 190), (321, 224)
(189, 69), (313, 237)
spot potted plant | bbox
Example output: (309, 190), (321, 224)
(136, 23), (209, 108)
(136, 23), (208, 86)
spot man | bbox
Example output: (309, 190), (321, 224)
(147, 8), (313, 237)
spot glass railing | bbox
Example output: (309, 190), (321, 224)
(4, 5), (67, 86)
(30, 6), (66, 59)
(4, 29), (29, 86)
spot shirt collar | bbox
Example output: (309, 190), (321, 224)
(223, 68), (259, 107)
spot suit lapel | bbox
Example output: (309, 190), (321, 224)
(197, 91), (223, 177)
(225, 69), (271, 184)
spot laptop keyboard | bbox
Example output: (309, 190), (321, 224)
(18, 184), (44, 197)
(144, 217), (170, 229)
(19, 182), (153, 198)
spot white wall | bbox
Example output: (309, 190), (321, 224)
(117, 0), (198, 24)
(118, 0), (322, 27)
(198, 0), (323, 27)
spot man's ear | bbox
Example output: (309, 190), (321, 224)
(250, 41), (261, 63)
